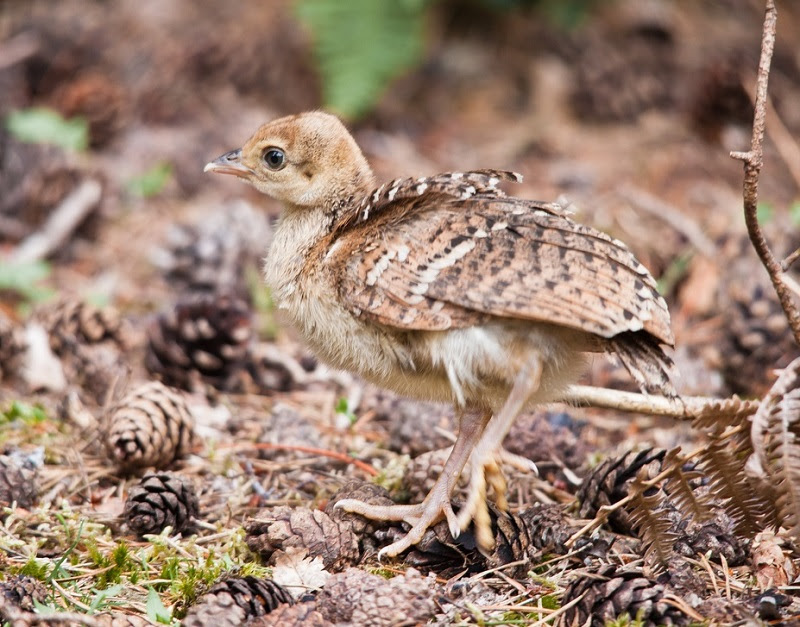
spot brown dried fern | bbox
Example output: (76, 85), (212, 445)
(627, 471), (677, 567)
(661, 448), (714, 523)
(698, 437), (770, 535)
(751, 356), (800, 537)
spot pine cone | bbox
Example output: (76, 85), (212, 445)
(560, 564), (690, 626)
(248, 602), (332, 627)
(577, 448), (667, 534)
(34, 298), (132, 402)
(0, 453), (39, 514)
(245, 505), (361, 572)
(123, 472), (198, 537)
(404, 502), (575, 577)
(181, 576), (293, 627)
(154, 200), (270, 299)
(105, 381), (196, 472)
(35, 298), (130, 354)
(95, 613), (155, 627)
(0, 314), (25, 381)
(0, 575), (48, 611)
(51, 72), (126, 147)
(403, 448), (458, 504)
(315, 568), (436, 627)
(717, 238), (800, 395)
(146, 293), (253, 391)
(689, 55), (754, 143)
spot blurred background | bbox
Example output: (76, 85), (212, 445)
(1, 0), (799, 398)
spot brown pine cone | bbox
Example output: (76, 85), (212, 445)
(123, 472), (198, 537)
(0, 453), (39, 514)
(35, 298), (130, 354)
(404, 502), (575, 577)
(181, 576), (293, 627)
(403, 448), (458, 504)
(244, 505), (361, 572)
(315, 568), (436, 627)
(577, 448), (667, 534)
(33, 298), (132, 402)
(0, 314), (25, 381)
(0, 575), (48, 612)
(94, 613), (155, 627)
(145, 293), (253, 392)
(105, 381), (196, 472)
(248, 602), (332, 627)
(717, 242), (800, 396)
(155, 201), (269, 300)
(560, 564), (690, 627)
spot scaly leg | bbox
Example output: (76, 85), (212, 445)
(335, 409), (492, 559)
(457, 355), (543, 550)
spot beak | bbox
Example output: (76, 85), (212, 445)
(204, 149), (252, 179)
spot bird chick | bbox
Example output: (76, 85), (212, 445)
(205, 111), (675, 557)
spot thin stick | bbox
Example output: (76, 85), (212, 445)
(560, 385), (758, 421)
(11, 179), (102, 263)
(781, 247), (800, 272)
(223, 442), (379, 476)
(730, 1), (800, 345)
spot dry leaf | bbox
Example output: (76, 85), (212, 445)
(271, 548), (331, 598)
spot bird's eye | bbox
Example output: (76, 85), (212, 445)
(262, 148), (286, 170)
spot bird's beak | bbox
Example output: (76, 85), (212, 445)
(204, 149), (252, 179)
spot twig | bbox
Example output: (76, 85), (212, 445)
(0, 31), (39, 70)
(620, 184), (717, 258)
(730, 1), (800, 345)
(11, 179), (102, 263)
(224, 442), (379, 476)
(781, 247), (800, 272)
(561, 385), (758, 421)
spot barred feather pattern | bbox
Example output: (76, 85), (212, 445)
(327, 171), (674, 394)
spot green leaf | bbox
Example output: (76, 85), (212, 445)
(5, 107), (89, 151)
(295, 0), (428, 119)
(146, 587), (172, 624)
(2, 401), (48, 425)
(789, 200), (800, 226)
(757, 202), (774, 224)
(126, 162), (173, 198)
(0, 259), (53, 304)
(88, 584), (125, 612)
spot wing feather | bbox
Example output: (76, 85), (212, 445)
(332, 187), (672, 345)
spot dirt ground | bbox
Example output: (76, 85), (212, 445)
(1, 0), (800, 625)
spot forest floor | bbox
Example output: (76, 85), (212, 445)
(1, 0), (800, 625)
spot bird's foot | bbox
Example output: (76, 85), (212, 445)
(335, 476), (460, 559)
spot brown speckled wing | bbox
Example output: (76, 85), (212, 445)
(331, 172), (673, 346)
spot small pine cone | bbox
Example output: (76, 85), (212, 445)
(35, 298), (130, 355)
(248, 602), (332, 627)
(0, 454), (39, 513)
(315, 568), (436, 627)
(0, 575), (48, 611)
(325, 480), (397, 537)
(244, 505), (361, 572)
(717, 241), (799, 395)
(689, 56), (753, 142)
(145, 293), (253, 391)
(105, 381), (195, 472)
(182, 576), (293, 627)
(560, 565), (690, 627)
(403, 448), (460, 504)
(154, 200), (270, 299)
(577, 448), (667, 534)
(123, 472), (198, 537)
(405, 503), (574, 577)
(0, 314), (25, 380)
(51, 72), (126, 147)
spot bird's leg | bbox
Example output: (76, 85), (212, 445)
(457, 355), (543, 550)
(335, 409), (491, 559)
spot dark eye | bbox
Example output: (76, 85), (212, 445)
(262, 148), (285, 170)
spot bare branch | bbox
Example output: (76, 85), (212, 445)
(730, 1), (800, 345)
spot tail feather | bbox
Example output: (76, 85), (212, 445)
(609, 332), (676, 397)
